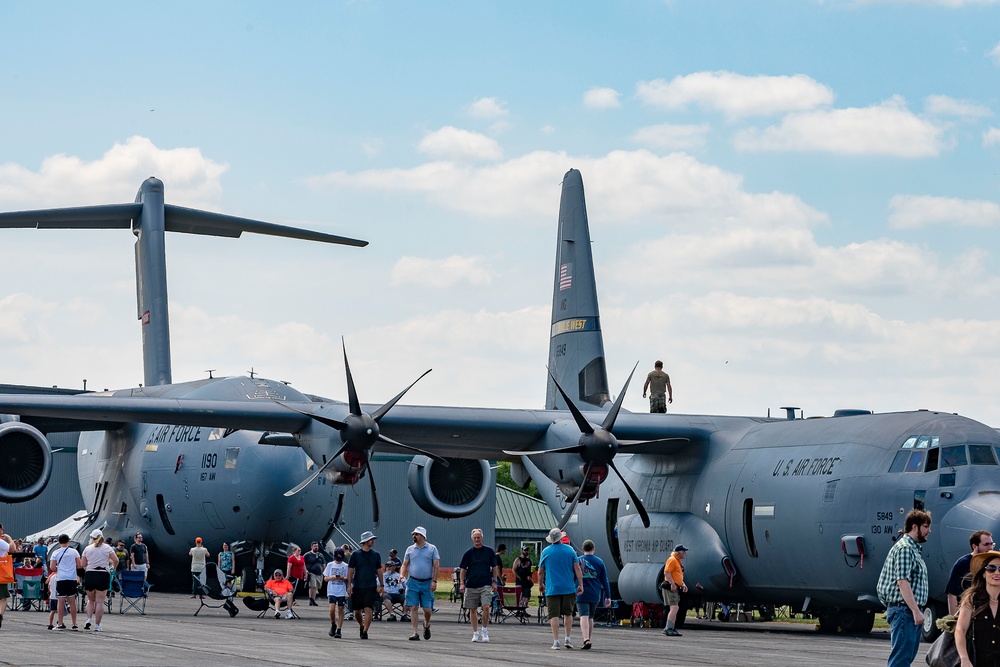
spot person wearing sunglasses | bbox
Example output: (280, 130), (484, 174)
(947, 530), (995, 615)
(876, 508), (932, 667)
(955, 549), (1000, 667)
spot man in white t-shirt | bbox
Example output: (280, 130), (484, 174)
(0, 523), (13, 628)
(48, 533), (82, 629)
(323, 548), (349, 638)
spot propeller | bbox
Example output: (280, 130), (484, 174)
(281, 339), (443, 527)
(507, 363), (687, 530)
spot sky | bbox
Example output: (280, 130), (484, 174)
(1, 1), (1000, 426)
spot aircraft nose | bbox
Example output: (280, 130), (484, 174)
(937, 490), (1000, 557)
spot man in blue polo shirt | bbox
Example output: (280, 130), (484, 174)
(401, 526), (440, 642)
(538, 528), (583, 650)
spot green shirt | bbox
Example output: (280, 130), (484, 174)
(876, 534), (928, 607)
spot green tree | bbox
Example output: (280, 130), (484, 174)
(495, 461), (542, 500)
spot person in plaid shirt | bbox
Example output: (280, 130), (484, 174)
(877, 509), (932, 667)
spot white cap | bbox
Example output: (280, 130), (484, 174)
(412, 526), (427, 538)
(90, 529), (103, 540)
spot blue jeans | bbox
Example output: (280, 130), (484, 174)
(885, 605), (922, 667)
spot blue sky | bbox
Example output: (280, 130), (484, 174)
(2, 0), (1000, 425)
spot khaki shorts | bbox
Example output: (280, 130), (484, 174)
(463, 585), (492, 609)
(662, 588), (681, 606)
(547, 593), (576, 618)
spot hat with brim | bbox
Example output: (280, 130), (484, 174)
(359, 531), (377, 544)
(970, 550), (1000, 578)
(546, 528), (564, 544)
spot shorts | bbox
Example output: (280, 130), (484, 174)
(649, 394), (667, 413)
(382, 591), (405, 604)
(55, 579), (78, 597)
(0, 583), (7, 600)
(577, 600), (596, 617)
(547, 593), (576, 618)
(84, 570), (111, 592)
(662, 588), (681, 606)
(328, 595), (347, 607)
(308, 572), (324, 589)
(405, 578), (434, 609)
(49, 599), (59, 611)
(463, 585), (492, 609)
(352, 586), (378, 610)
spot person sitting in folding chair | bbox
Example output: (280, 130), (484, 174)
(264, 569), (295, 619)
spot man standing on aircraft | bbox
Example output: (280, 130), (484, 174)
(401, 526), (439, 642)
(129, 533), (150, 580)
(347, 531), (384, 640)
(661, 544), (689, 637)
(877, 509), (932, 667)
(459, 528), (498, 643)
(304, 541), (327, 607)
(642, 361), (672, 413)
(946, 530), (994, 615)
(538, 528), (584, 650)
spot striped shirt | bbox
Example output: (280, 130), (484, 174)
(876, 534), (929, 607)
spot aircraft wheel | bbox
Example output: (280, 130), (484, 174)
(817, 612), (839, 633)
(839, 609), (875, 635)
(921, 604), (943, 643)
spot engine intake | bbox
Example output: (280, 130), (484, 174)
(407, 456), (491, 518)
(0, 421), (53, 502)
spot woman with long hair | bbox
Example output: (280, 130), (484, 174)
(956, 549), (1000, 666)
(218, 542), (234, 577)
(80, 529), (119, 632)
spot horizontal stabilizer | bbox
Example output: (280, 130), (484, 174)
(0, 203), (140, 229)
(163, 205), (368, 247)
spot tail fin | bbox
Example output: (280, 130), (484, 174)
(545, 169), (610, 410)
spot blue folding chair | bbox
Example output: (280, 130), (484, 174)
(118, 570), (150, 615)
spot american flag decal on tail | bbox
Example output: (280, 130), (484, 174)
(559, 263), (573, 291)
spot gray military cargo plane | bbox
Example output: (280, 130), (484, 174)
(0, 171), (996, 639)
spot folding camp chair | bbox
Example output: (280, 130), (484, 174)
(118, 570), (150, 615)
(193, 562), (239, 617)
(493, 585), (529, 624)
(13, 566), (45, 611)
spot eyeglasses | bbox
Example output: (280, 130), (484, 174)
(985, 565), (1000, 573)
(984, 541), (996, 547)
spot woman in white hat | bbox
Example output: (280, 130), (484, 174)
(81, 529), (119, 632)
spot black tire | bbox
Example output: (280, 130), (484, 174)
(817, 612), (839, 633)
(921, 603), (943, 643)
(839, 609), (875, 635)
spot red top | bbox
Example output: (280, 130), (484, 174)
(287, 554), (306, 579)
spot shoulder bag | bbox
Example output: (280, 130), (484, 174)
(926, 621), (974, 667)
(0, 554), (14, 584)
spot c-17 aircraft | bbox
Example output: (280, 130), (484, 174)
(0, 170), (997, 639)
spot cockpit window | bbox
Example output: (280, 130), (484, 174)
(902, 437), (918, 449)
(941, 445), (968, 468)
(925, 448), (939, 473)
(969, 445), (997, 466)
(904, 451), (927, 473)
(916, 436), (931, 449)
(889, 451), (909, 473)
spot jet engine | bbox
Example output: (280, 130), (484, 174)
(406, 456), (491, 518)
(0, 420), (53, 502)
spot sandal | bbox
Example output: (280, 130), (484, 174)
(582, 639), (592, 650)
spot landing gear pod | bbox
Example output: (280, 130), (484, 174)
(407, 456), (491, 518)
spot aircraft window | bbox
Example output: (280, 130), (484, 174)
(941, 445), (968, 468)
(916, 436), (931, 449)
(902, 437), (918, 449)
(931, 436), (940, 448)
(925, 448), (939, 473)
(904, 451), (926, 473)
(969, 445), (997, 466)
(742, 498), (758, 558)
(225, 447), (240, 469)
(940, 472), (956, 487)
(889, 451), (909, 473)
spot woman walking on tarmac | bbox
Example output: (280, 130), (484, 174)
(81, 529), (119, 632)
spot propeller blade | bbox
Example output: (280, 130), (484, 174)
(548, 370), (595, 435)
(283, 440), (352, 496)
(342, 338), (362, 417)
(276, 402), (347, 431)
(502, 445), (586, 457)
(601, 361), (639, 432)
(366, 451), (380, 527)
(371, 369), (432, 422)
(320, 493), (346, 545)
(617, 437), (690, 449)
(609, 459), (650, 528)
(377, 434), (449, 466)
(558, 462), (593, 530)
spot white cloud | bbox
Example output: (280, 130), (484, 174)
(631, 123), (709, 150)
(390, 255), (492, 288)
(889, 195), (1000, 228)
(583, 87), (622, 110)
(0, 136), (228, 209)
(734, 96), (944, 156)
(924, 94), (993, 120)
(416, 127), (503, 162)
(984, 127), (1000, 146)
(636, 71), (834, 118)
(991, 43), (1000, 65)
(467, 97), (509, 119)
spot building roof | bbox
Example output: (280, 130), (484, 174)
(495, 485), (553, 532)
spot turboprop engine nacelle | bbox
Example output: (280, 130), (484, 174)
(407, 456), (492, 518)
(0, 420), (53, 502)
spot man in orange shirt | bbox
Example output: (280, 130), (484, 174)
(265, 569), (296, 619)
(661, 545), (688, 637)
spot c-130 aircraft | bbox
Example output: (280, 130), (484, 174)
(0, 170), (996, 638)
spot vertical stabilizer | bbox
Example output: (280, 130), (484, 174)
(134, 177), (172, 387)
(545, 169), (610, 410)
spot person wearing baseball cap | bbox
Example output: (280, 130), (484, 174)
(662, 545), (689, 637)
(347, 531), (383, 639)
(401, 526), (440, 641)
(189, 537), (210, 599)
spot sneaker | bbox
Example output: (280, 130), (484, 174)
(84, 618), (92, 630)
(582, 639), (592, 650)
(285, 610), (294, 619)
(71, 625), (78, 631)
(274, 610), (281, 618)
(564, 637), (573, 649)
(386, 614), (397, 622)
(409, 633), (420, 641)
(664, 628), (682, 637)
(48, 625), (54, 631)
(57, 624), (66, 630)
(481, 627), (489, 642)
(361, 630), (369, 640)
(345, 612), (354, 621)
(334, 628), (342, 639)
(309, 600), (318, 606)
(329, 625), (336, 637)
(94, 625), (103, 632)
(471, 631), (481, 643)
(424, 625), (431, 640)
(551, 640), (561, 650)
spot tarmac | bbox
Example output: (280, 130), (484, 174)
(0, 593), (928, 667)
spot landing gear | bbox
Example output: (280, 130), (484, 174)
(817, 612), (839, 634)
(921, 603), (943, 643)
(839, 609), (875, 635)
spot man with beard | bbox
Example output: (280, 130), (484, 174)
(877, 509), (932, 667)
